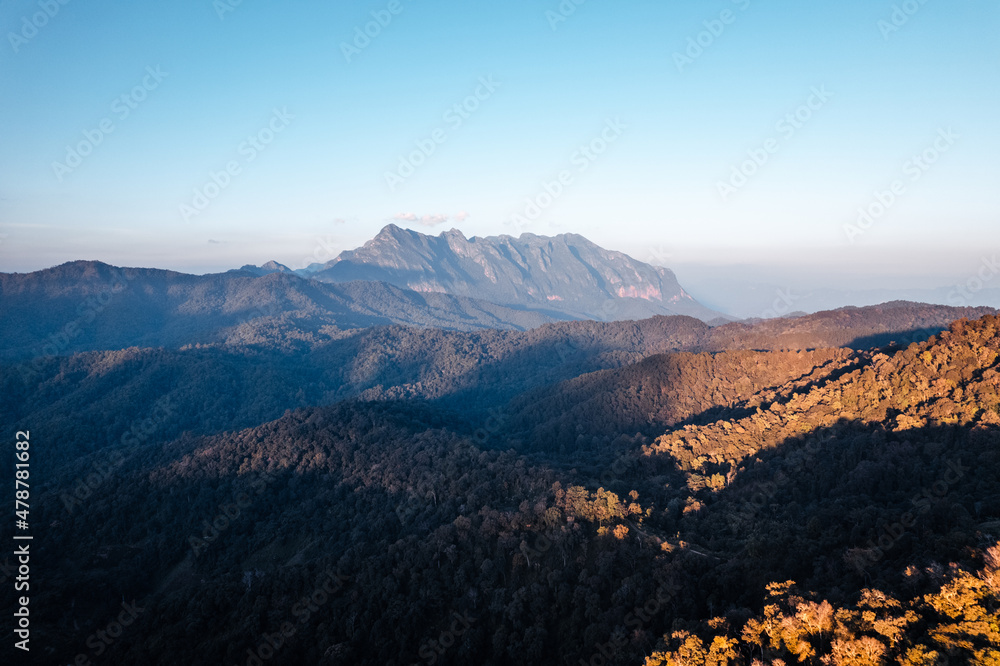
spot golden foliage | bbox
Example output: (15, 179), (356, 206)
(647, 542), (1000, 666)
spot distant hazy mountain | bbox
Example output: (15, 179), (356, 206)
(303, 224), (723, 322)
(230, 260), (294, 276)
(3, 258), (993, 362)
(0, 261), (568, 358)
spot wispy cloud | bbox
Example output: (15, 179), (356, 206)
(391, 212), (470, 227)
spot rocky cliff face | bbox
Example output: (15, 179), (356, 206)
(307, 225), (721, 322)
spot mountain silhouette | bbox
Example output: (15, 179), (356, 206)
(302, 225), (723, 322)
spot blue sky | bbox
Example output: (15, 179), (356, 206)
(1, 0), (998, 301)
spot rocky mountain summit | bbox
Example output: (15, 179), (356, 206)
(303, 225), (722, 322)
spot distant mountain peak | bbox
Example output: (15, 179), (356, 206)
(440, 227), (466, 240)
(374, 223), (407, 239)
(309, 226), (723, 322)
(232, 261), (293, 277)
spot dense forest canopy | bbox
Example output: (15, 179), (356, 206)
(2, 308), (999, 664)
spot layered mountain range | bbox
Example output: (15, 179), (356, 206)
(7, 299), (1000, 664)
(1, 227), (740, 359)
(297, 225), (723, 322)
(4, 224), (1000, 664)
(0, 260), (567, 359)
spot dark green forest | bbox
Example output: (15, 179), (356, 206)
(2, 305), (999, 665)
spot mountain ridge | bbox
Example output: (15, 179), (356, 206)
(2, 260), (995, 362)
(0, 260), (571, 358)
(302, 224), (723, 322)
(15, 312), (1000, 665)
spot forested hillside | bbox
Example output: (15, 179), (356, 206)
(501, 348), (854, 457)
(6, 314), (999, 665)
(4, 302), (993, 468)
(0, 261), (567, 358)
(2, 260), (993, 363)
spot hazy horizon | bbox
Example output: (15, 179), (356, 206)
(6, 221), (1000, 320)
(2, 1), (998, 295)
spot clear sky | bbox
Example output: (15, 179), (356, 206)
(1, 0), (998, 297)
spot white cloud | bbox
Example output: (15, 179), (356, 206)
(391, 212), (469, 227)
